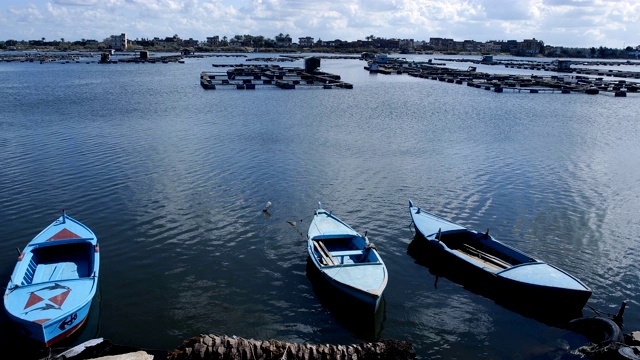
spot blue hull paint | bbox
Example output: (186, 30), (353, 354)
(307, 203), (388, 312)
(15, 297), (92, 346)
(408, 200), (591, 316)
(316, 267), (383, 311)
(3, 211), (100, 347)
(305, 258), (387, 341)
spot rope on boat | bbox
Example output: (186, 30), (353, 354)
(585, 304), (616, 318)
(586, 304), (604, 317)
(240, 201), (315, 240)
(584, 301), (629, 328)
(286, 214), (314, 239)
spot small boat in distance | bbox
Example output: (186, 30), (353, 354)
(3, 210), (100, 347)
(408, 200), (591, 316)
(307, 203), (388, 312)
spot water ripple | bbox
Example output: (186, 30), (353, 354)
(2, 57), (640, 357)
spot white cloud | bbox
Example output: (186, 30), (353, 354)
(0, 0), (638, 48)
(54, 0), (98, 5)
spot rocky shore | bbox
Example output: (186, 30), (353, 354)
(167, 334), (416, 360)
(50, 319), (640, 360)
(52, 335), (417, 360)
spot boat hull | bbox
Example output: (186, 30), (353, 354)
(3, 211), (100, 347)
(496, 268), (592, 314)
(308, 253), (385, 312)
(408, 200), (591, 317)
(305, 258), (386, 341)
(5, 290), (93, 347)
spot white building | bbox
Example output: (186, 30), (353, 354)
(298, 37), (314, 48)
(109, 33), (127, 51)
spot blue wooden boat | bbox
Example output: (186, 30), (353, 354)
(307, 203), (388, 312)
(3, 210), (100, 347)
(408, 200), (591, 314)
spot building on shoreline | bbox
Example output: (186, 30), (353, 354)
(3, 32), (638, 59)
(108, 33), (127, 51)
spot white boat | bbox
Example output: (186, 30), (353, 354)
(408, 200), (591, 315)
(307, 203), (387, 312)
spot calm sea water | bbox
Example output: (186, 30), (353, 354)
(1, 53), (639, 359)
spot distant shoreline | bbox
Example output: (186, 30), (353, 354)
(1, 47), (638, 61)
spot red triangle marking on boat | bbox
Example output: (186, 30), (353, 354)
(48, 289), (71, 307)
(48, 228), (81, 241)
(33, 318), (50, 325)
(24, 292), (45, 310)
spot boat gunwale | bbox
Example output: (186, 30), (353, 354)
(410, 204), (536, 265)
(10, 239), (99, 288)
(27, 215), (96, 246)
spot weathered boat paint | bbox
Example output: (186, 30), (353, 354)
(4, 210), (100, 347)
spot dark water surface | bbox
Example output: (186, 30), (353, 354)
(1, 53), (639, 359)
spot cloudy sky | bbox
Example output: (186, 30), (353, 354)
(1, 0), (638, 48)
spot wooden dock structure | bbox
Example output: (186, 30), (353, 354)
(366, 60), (638, 96)
(435, 57), (640, 77)
(200, 64), (353, 90)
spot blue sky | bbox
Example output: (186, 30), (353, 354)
(1, 0), (638, 48)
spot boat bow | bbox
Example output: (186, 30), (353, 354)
(409, 200), (466, 238)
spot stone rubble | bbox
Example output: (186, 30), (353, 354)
(166, 334), (417, 360)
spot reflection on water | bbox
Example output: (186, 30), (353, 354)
(1, 55), (640, 359)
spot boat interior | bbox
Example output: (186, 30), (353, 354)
(436, 230), (530, 271)
(21, 242), (96, 285)
(312, 236), (380, 266)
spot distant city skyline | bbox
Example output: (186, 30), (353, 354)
(1, 0), (638, 49)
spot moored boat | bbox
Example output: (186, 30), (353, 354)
(3, 210), (100, 347)
(307, 203), (387, 312)
(408, 200), (591, 315)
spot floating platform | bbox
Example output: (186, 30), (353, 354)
(200, 64), (353, 90)
(373, 61), (637, 96)
(433, 57), (640, 80)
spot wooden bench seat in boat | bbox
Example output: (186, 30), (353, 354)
(330, 250), (365, 257)
(453, 244), (512, 270)
(328, 250), (366, 265)
(32, 262), (79, 283)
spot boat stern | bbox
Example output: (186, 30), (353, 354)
(497, 262), (592, 312)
